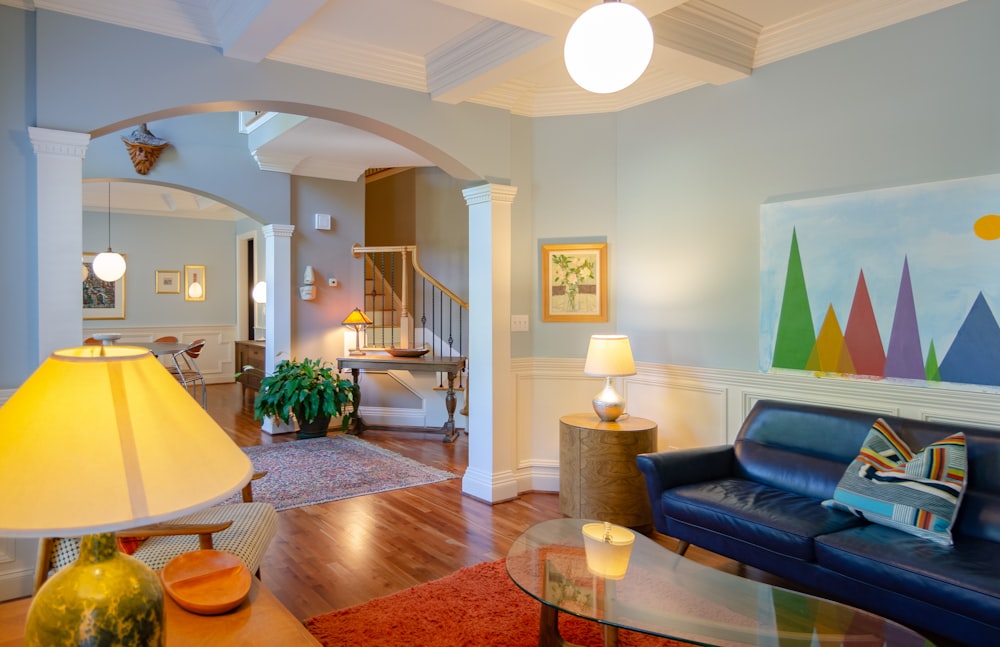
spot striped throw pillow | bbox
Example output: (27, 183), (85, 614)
(823, 418), (967, 545)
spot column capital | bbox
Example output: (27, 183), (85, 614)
(262, 224), (295, 238)
(462, 183), (518, 206)
(28, 127), (90, 158)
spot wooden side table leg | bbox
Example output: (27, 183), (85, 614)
(441, 370), (458, 442)
(348, 368), (365, 436)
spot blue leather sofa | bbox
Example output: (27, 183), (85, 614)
(636, 400), (1000, 646)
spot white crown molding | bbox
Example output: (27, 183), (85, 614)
(755, 0), (967, 67)
(652, 0), (759, 82)
(251, 150), (302, 174)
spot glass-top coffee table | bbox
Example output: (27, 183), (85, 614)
(506, 518), (933, 647)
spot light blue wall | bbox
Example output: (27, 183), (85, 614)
(524, 0), (1000, 370)
(289, 175), (366, 361)
(3, 0), (999, 389)
(82, 211), (239, 328)
(0, 7), (36, 386)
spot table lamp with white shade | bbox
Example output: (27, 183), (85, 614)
(583, 334), (636, 422)
(0, 345), (254, 646)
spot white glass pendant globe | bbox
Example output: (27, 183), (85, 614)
(92, 251), (126, 282)
(564, 2), (653, 94)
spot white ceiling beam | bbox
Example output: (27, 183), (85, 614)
(651, 0), (759, 84)
(215, 0), (327, 63)
(428, 21), (551, 104)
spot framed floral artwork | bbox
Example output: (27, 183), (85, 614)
(541, 243), (607, 322)
(155, 269), (180, 294)
(82, 252), (126, 320)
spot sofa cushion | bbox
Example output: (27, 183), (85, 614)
(823, 418), (967, 545)
(816, 523), (1000, 622)
(662, 478), (865, 561)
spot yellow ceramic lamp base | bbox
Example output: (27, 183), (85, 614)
(26, 532), (165, 647)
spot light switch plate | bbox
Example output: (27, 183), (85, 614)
(511, 314), (529, 332)
(314, 213), (332, 230)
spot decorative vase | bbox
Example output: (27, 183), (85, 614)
(26, 532), (164, 646)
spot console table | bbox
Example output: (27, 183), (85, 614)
(0, 578), (320, 646)
(336, 355), (466, 442)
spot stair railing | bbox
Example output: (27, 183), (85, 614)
(352, 244), (468, 386)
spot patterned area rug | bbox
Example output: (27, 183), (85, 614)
(305, 559), (689, 647)
(239, 435), (458, 511)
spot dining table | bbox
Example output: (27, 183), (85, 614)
(126, 341), (189, 357)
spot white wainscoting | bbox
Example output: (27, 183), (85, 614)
(510, 358), (1000, 494)
(85, 325), (240, 384)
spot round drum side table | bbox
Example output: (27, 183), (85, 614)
(558, 413), (657, 532)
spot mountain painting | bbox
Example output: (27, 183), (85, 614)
(760, 174), (1000, 391)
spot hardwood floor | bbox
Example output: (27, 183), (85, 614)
(209, 383), (789, 622)
(210, 383), (566, 620)
(208, 384), (955, 647)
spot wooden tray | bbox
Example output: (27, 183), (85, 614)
(161, 550), (251, 615)
(385, 347), (430, 357)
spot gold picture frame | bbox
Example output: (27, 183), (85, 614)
(155, 269), (181, 294)
(184, 265), (206, 302)
(82, 252), (126, 320)
(541, 243), (607, 322)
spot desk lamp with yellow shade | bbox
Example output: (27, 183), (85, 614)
(0, 345), (254, 646)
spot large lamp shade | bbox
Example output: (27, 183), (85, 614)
(0, 345), (253, 536)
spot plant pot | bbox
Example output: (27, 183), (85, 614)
(295, 413), (331, 440)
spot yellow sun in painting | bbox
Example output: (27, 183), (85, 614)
(974, 214), (1000, 240)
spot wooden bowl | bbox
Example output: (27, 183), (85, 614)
(161, 550), (251, 615)
(385, 347), (430, 357)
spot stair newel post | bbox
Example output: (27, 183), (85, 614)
(400, 247), (412, 348)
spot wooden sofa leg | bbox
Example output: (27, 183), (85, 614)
(675, 540), (690, 556)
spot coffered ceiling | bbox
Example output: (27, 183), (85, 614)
(8, 0), (964, 211)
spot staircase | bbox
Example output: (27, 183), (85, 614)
(351, 244), (469, 429)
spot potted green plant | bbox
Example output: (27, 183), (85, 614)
(252, 357), (355, 439)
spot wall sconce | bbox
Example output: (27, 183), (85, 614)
(564, 0), (653, 94)
(342, 308), (373, 356)
(300, 265), (317, 300)
(583, 334), (636, 422)
(187, 273), (204, 299)
(252, 281), (266, 341)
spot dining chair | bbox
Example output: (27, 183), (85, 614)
(167, 339), (207, 408)
(34, 473), (277, 591)
(155, 335), (178, 342)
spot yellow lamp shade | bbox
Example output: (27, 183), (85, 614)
(0, 346), (253, 536)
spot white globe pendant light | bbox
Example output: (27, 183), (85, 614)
(564, 1), (654, 94)
(92, 183), (126, 282)
(92, 250), (126, 282)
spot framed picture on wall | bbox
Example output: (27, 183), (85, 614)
(82, 252), (126, 320)
(185, 265), (206, 302)
(541, 243), (608, 322)
(155, 269), (181, 294)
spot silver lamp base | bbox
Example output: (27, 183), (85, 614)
(592, 376), (626, 422)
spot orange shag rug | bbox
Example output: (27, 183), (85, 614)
(305, 559), (688, 647)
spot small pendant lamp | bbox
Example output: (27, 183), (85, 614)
(92, 183), (127, 282)
(564, 1), (654, 94)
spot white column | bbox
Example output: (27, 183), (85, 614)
(462, 183), (518, 503)
(29, 127), (91, 363)
(261, 223), (295, 435)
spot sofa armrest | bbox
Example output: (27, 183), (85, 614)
(636, 446), (735, 533)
